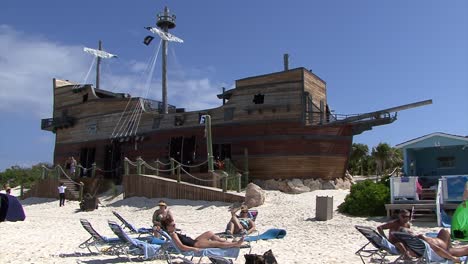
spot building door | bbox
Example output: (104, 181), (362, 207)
(104, 143), (122, 182)
(79, 147), (96, 176)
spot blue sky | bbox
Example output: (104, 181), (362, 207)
(0, 0), (467, 171)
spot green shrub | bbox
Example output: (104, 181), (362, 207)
(338, 179), (390, 216)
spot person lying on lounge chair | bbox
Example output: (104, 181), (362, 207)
(377, 209), (412, 244)
(225, 205), (255, 236)
(160, 217), (245, 251)
(377, 209), (412, 255)
(415, 229), (468, 262)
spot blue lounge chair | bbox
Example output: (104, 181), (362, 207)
(108, 221), (162, 260)
(112, 211), (152, 236)
(78, 219), (122, 254)
(355, 225), (401, 264)
(157, 229), (240, 264)
(393, 232), (468, 264)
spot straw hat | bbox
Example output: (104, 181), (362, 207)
(158, 201), (167, 207)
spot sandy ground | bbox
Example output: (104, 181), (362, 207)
(0, 187), (442, 264)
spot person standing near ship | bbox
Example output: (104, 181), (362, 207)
(58, 182), (67, 207)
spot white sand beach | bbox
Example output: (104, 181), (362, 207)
(0, 188), (442, 264)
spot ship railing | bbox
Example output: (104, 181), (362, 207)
(41, 164), (85, 201)
(124, 157), (242, 193)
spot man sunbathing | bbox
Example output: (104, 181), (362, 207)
(377, 209), (412, 243)
(416, 229), (468, 263)
(160, 217), (245, 252)
(226, 205), (256, 236)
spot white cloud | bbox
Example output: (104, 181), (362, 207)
(0, 25), (228, 118)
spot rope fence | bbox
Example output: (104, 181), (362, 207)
(124, 156), (248, 193)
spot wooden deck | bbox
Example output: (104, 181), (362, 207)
(123, 174), (245, 203)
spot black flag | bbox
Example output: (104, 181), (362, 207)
(143, 35), (154, 46)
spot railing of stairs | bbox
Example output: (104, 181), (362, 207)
(41, 164), (87, 201)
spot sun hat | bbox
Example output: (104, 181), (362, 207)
(158, 201), (167, 207)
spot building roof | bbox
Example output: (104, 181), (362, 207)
(396, 132), (468, 149)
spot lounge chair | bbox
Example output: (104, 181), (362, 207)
(354, 225), (401, 264)
(108, 220), (163, 260)
(78, 219), (122, 254)
(392, 232), (468, 264)
(112, 211), (152, 236)
(157, 229), (241, 264)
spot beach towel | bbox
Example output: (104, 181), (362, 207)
(244, 229), (286, 242)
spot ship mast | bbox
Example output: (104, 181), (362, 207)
(156, 7), (176, 114)
(96, 40), (102, 89)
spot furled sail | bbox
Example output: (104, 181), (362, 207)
(145, 27), (184, 43)
(83, 47), (118, 59)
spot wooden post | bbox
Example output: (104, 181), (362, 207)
(177, 165), (181, 183)
(237, 173), (241, 193)
(141, 160), (146, 175)
(223, 176), (227, 193)
(91, 163), (96, 178)
(204, 115), (216, 188)
(136, 157), (142, 175)
(205, 115), (214, 172)
(170, 158), (175, 176)
(124, 158), (129, 176)
(156, 159), (160, 176)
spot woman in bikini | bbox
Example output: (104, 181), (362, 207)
(160, 217), (244, 251)
(226, 205), (255, 235)
(152, 200), (173, 237)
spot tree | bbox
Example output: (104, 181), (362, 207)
(348, 143), (369, 175)
(371, 143), (392, 176)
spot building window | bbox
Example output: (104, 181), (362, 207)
(87, 121), (98, 135)
(224, 108), (234, 121)
(152, 118), (161, 129)
(437, 156), (455, 168)
(253, 93), (264, 104)
(83, 93), (88, 103)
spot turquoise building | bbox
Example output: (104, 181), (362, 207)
(396, 132), (468, 187)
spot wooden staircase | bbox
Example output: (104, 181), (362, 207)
(411, 188), (437, 222)
(62, 178), (81, 200)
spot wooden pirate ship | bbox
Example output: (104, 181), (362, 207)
(41, 7), (431, 184)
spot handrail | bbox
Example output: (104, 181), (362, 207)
(41, 164), (85, 201)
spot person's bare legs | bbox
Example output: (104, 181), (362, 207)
(194, 233), (244, 248)
(196, 231), (227, 243)
(448, 246), (468, 257)
(229, 208), (244, 234)
(437, 229), (452, 249)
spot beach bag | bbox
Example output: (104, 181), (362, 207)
(245, 249), (278, 264)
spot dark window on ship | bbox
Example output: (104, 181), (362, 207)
(224, 108), (234, 121)
(437, 156), (455, 168)
(199, 112), (207, 124)
(175, 116), (184, 126)
(152, 118), (161, 129)
(82, 93), (88, 103)
(213, 144), (231, 160)
(253, 94), (264, 104)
